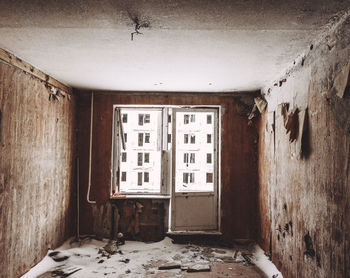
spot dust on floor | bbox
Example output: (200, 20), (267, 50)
(21, 237), (282, 278)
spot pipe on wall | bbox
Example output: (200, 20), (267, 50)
(87, 91), (96, 204)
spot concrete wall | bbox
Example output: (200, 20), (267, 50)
(0, 62), (75, 277)
(258, 14), (350, 278)
(75, 91), (259, 243)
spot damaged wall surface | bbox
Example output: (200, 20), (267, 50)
(75, 91), (259, 242)
(0, 61), (76, 277)
(258, 13), (350, 278)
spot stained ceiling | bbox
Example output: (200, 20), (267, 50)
(0, 0), (349, 92)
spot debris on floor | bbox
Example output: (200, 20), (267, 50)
(48, 251), (70, 262)
(21, 237), (282, 278)
(186, 263), (211, 272)
(52, 265), (82, 277)
(158, 262), (181, 270)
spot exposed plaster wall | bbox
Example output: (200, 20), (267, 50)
(258, 13), (350, 278)
(0, 62), (75, 277)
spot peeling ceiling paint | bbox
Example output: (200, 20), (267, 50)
(0, 0), (349, 92)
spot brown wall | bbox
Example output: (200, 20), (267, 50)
(75, 91), (259, 242)
(0, 62), (76, 277)
(258, 16), (350, 278)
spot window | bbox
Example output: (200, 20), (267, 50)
(144, 114), (150, 123)
(207, 153), (212, 164)
(145, 133), (150, 143)
(184, 134), (189, 144)
(121, 152), (127, 162)
(144, 172), (149, 182)
(112, 106), (219, 196)
(207, 134), (212, 143)
(122, 114), (128, 123)
(207, 115), (212, 124)
(144, 153), (150, 163)
(206, 173), (213, 183)
(121, 172), (127, 182)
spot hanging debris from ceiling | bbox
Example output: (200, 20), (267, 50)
(127, 11), (150, 41)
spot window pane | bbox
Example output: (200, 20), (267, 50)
(117, 108), (162, 193)
(207, 153), (212, 164)
(145, 133), (150, 143)
(144, 153), (150, 163)
(184, 114), (189, 124)
(168, 134), (171, 143)
(184, 153), (189, 163)
(190, 114), (195, 123)
(138, 114), (144, 125)
(184, 134), (189, 144)
(190, 173), (195, 183)
(206, 173), (213, 183)
(138, 152), (143, 166)
(175, 111), (216, 192)
(144, 172), (149, 182)
(138, 172), (142, 186)
(207, 114), (212, 124)
(121, 152), (127, 162)
(207, 134), (212, 143)
(124, 133), (127, 142)
(122, 114), (128, 123)
(138, 133), (144, 146)
(121, 172), (127, 182)
(190, 153), (195, 163)
(183, 173), (189, 183)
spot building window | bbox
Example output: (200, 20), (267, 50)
(144, 153), (150, 163)
(137, 152), (143, 166)
(207, 153), (212, 164)
(138, 172), (142, 186)
(206, 173), (213, 183)
(207, 134), (212, 143)
(145, 133), (150, 144)
(207, 114), (212, 124)
(184, 134), (189, 144)
(121, 172), (127, 182)
(121, 152), (127, 162)
(122, 114), (128, 123)
(144, 172), (149, 183)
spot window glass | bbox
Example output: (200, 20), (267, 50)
(114, 108), (217, 195)
(118, 109), (162, 193)
(175, 111), (215, 192)
(121, 152), (127, 162)
(122, 114), (128, 123)
(144, 153), (150, 163)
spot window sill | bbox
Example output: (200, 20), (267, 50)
(110, 194), (171, 199)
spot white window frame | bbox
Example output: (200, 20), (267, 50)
(110, 105), (221, 202)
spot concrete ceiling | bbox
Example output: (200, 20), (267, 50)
(0, 0), (349, 92)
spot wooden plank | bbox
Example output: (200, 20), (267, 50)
(0, 48), (71, 94)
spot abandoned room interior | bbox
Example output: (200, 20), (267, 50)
(0, 0), (349, 277)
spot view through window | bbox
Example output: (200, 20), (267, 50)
(112, 106), (219, 195)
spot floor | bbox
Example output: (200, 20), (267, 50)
(22, 237), (282, 278)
